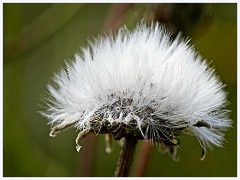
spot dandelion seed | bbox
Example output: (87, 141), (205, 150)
(41, 22), (232, 165)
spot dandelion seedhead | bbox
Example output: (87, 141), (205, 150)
(41, 22), (231, 161)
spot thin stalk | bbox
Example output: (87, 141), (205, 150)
(103, 3), (131, 34)
(79, 134), (97, 176)
(134, 140), (152, 176)
(114, 136), (138, 177)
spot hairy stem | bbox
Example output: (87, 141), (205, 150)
(114, 136), (138, 177)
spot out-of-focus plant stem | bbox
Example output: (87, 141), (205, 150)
(103, 3), (132, 34)
(79, 134), (97, 176)
(134, 140), (152, 176)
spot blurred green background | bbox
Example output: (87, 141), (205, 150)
(3, 3), (237, 177)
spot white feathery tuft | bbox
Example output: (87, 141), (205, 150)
(41, 22), (232, 154)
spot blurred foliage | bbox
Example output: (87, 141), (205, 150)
(3, 3), (236, 177)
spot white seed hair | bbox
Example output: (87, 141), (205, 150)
(42, 22), (232, 151)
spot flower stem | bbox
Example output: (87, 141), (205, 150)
(114, 136), (138, 177)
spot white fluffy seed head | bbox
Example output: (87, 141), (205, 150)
(42, 22), (232, 151)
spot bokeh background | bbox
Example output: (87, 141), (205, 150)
(3, 3), (237, 177)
